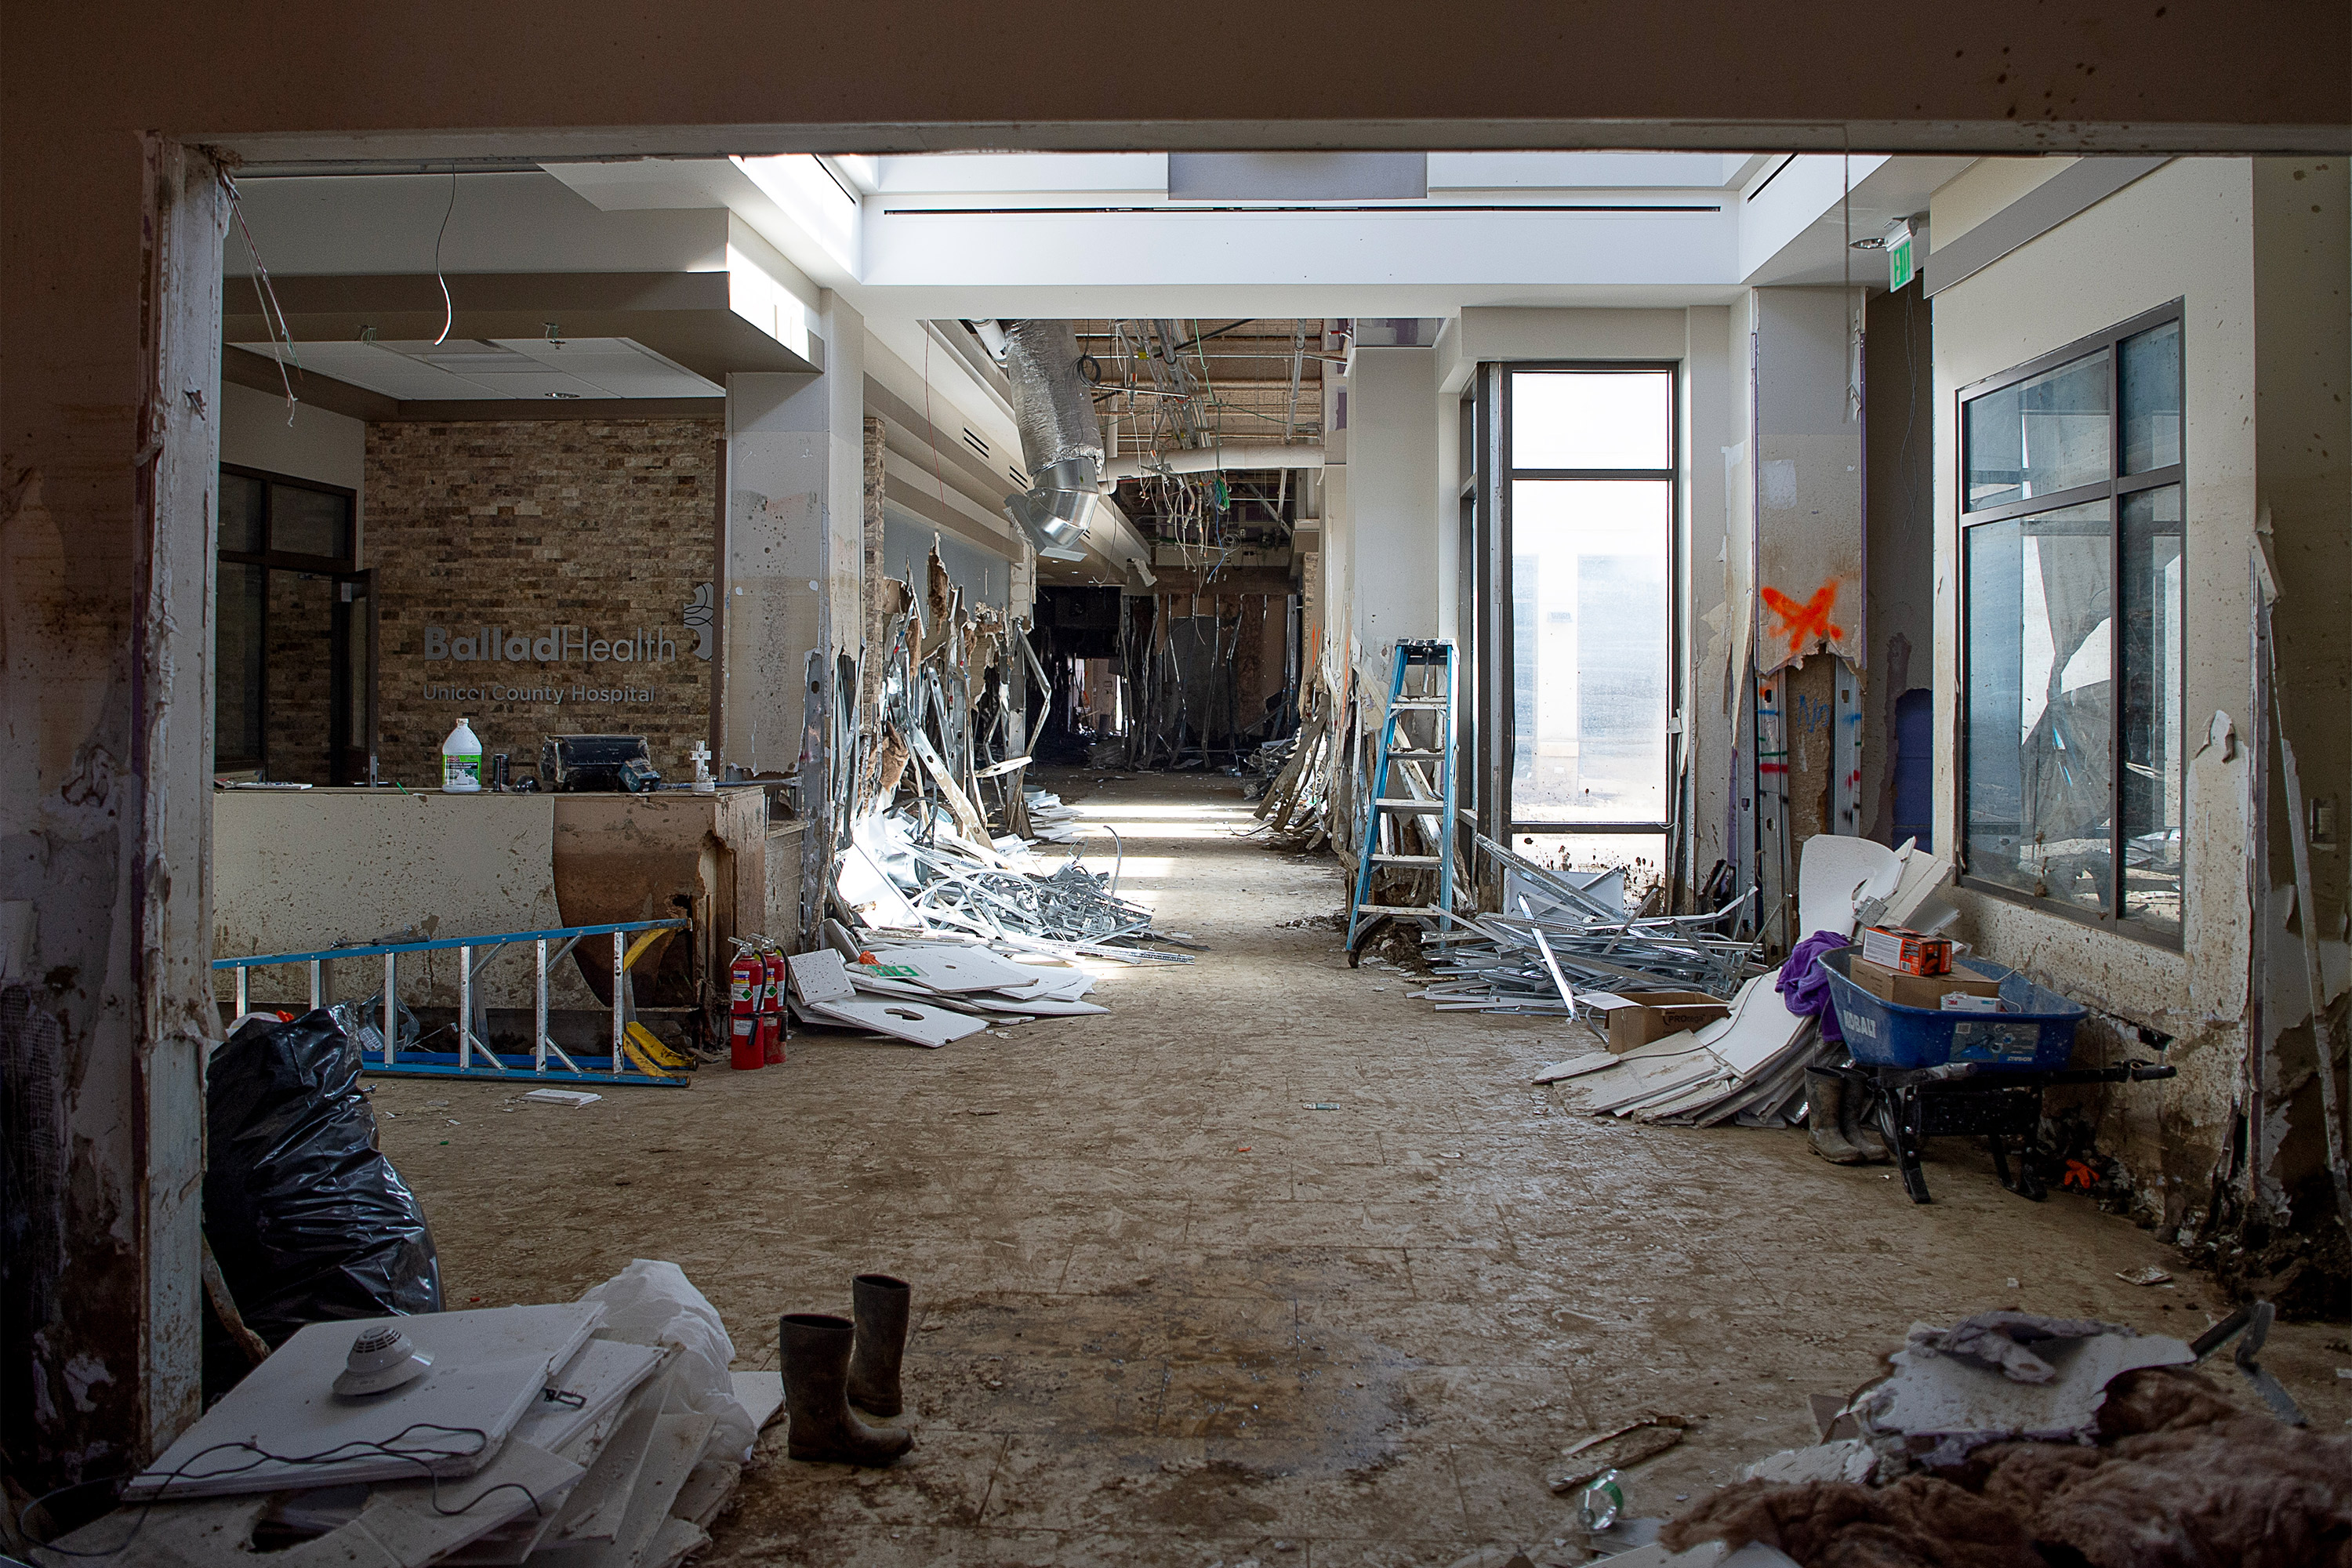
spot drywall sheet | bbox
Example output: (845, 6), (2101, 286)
(132, 1304), (603, 1497)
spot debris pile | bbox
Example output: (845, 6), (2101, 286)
(793, 549), (1192, 1054)
(1247, 681), (1346, 851)
(1023, 788), (1082, 842)
(50, 1262), (780, 1568)
(1519, 836), (1958, 1130)
(786, 936), (1108, 1047)
(834, 811), (1188, 965)
(1532, 976), (1832, 1128)
(1649, 1307), (2352, 1568)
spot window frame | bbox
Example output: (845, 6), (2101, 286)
(216, 465), (360, 775)
(1495, 360), (1682, 837)
(1955, 299), (2186, 947)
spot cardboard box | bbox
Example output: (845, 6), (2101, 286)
(1853, 956), (2001, 1011)
(1860, 925), (1954, 975)
(1597, 989), (1733, 1051)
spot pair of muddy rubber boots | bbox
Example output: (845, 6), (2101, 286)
(781, 1272), (916, 1465)
(1805, 1065), (1891, 1165)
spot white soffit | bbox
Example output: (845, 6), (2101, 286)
(235, 336), (723, 401)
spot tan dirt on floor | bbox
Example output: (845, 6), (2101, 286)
(374, 768), (2352, 1567)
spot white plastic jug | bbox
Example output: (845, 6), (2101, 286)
(441, 717), (484, 793)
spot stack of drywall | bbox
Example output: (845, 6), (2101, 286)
(1533, 971), (1833, 1127)
(786, 942), (1106, 1047)
(64, 1266), (779, 1568)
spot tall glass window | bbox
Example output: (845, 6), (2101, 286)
(1503, 368), (1675, 833)
(1959, 307), (2183, 942)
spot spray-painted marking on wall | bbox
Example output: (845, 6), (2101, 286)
(1761, 583), (1846, 656)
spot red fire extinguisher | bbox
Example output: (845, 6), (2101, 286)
(728, 942), (764, 1071)
(760, 942), (788, 1065)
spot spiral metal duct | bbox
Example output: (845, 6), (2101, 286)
(999, 319), (1102, 561)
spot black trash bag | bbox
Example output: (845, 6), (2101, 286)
(205, 1008), (441, 1353)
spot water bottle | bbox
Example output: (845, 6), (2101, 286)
(441, 717), (484, 793)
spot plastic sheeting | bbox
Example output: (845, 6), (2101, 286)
(580, 1258), (757, 1461)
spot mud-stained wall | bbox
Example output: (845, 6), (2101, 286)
(2248, 157), (2352, 1233)
(1930, 159), (2261, 1233)
(212, 790), (593, 1011)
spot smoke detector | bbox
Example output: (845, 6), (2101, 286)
(332, 1324), (434, 1397)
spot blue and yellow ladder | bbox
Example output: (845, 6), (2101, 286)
(1346, 639), (1460, 960)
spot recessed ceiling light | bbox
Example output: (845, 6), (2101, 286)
(546, 391), (583, 399)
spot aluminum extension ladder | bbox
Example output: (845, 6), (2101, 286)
(212, 917), (691, 1088)
(1347, 638), (1460, 960)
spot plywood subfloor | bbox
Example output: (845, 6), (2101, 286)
(375, 769), (2352, 1566)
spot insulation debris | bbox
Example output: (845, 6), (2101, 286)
(57, 1263), (767, 1568)
(1653, 1308), (2352, 1568)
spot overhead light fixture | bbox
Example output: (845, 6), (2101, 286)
(546, 391), (582, 400)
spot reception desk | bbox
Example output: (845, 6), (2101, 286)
(212, 786), (778, 1020)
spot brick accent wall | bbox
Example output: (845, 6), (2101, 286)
(365, 419), (721, 786)
(265, 568), (337, 782)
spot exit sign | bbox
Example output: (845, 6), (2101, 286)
(1887, 227), (1916, 292)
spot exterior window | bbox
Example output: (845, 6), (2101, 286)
(1959, 307), (2183, 942)
(1502, 367), (1676, 837)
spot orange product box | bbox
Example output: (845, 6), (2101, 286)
(1858, 924), (1953, 977)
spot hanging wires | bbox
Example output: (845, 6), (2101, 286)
(1842, 136), (1864, 422)
(217, 169), (301, 425)
(15, 1424), (542, 1563)
(431, 170), (458, 347)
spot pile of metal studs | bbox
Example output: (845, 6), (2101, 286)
(897, 828), (1195, 964)
(1414, 837), (1764, 1019)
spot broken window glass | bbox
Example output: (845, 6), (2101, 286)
(1965, 499), (2114, 917)
(1959, 307), (2183, 942)
(1964, 350), (2111, 510)
(2119, 485), (2184, 937)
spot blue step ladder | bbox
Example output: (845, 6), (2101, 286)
(1347, 639), (1460, 962)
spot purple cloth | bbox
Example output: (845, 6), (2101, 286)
(1777, 929), (1851, 1045)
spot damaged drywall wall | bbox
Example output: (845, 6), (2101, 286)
(1755, 289), (1866, 677)
(1, 140), (220, 1489)
(1923, 158), (2352, 1289)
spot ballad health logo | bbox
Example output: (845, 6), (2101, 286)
(419, 586), (713, 706)
(424, 624), (682, 665)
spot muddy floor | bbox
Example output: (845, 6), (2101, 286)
(376, 768), (2352, 1566)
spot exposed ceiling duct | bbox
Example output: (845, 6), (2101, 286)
(1101, 444), (1326, 483)
(997, 319), (1101, 562)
